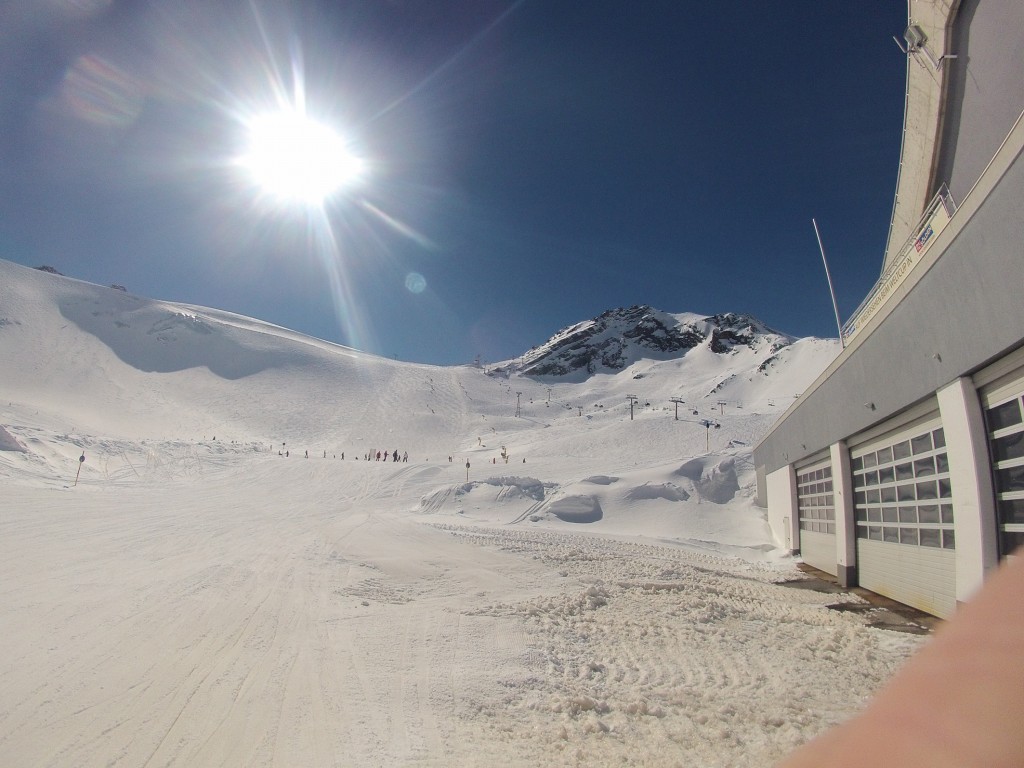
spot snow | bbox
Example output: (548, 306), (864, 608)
(0, 258), (923, 766)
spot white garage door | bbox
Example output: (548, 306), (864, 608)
(797, 459), (836, 575)
(852, 418), (957, 617)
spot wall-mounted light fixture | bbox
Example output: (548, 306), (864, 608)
(893, 23), (957, 70)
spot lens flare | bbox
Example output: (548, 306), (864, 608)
(60, 54), (144, 128)
(359, 200), (437, 250)
(239, 111), (363, 205)
(405, 272), (427, 294)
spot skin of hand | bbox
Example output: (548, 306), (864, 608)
(778, 550), (1024, 768)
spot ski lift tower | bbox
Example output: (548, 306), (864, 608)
(626, 394), (639, 420)
(669, 397), (685, 420)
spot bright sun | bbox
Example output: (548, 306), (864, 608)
(239, 111), (363, 205)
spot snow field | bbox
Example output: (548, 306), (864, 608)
(0, 447), (925, 767)
(0, 259), (922, 766)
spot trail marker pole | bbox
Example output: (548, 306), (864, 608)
(698, 420), (720, 451)
(466, 461), (470, 483)
(74, 452), (85, 486)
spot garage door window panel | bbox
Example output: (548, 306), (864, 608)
(853, 423), (954, 549)
(984, 392), (1024, 557)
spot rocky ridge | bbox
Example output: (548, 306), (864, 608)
(496, 305), (792, 378)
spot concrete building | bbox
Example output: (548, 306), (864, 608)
(753, 0), (1024, 618)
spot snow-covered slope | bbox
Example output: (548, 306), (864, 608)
(2, 259), (927, 768)
(0, 257), (839, 549)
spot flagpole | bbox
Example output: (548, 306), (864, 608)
(813, 218), (845, 348)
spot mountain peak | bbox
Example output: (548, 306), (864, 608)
(498, 306), (792, 378)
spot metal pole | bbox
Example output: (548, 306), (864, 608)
(627, 394), (638, 420)
(812, 218), (845, 348)
(670, 397), (684, 420)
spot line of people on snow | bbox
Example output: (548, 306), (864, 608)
(366, 449), (408, 462)
(274, 447), (409, 463)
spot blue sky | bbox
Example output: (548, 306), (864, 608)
(0, 1), (907, 366)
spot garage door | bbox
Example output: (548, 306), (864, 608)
(983, 388), (1024, 557)
(852, 418), (957, 617)
(797, 459), (836, 576)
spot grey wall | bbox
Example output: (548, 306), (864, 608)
(754, 147), (1024, 477)
(935, 0), (1024, 203)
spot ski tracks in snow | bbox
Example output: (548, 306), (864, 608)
(0, 464), (922, 767)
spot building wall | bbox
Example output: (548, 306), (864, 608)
(754, 139), (1024, 480)
(935, 0), (1024, 203)
(756, 0), (1023, 617)
(936, 377), (999, 599)
(883, 0), (959, 269)
(765, 465), (797, 552)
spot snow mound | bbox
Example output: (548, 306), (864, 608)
(670, 458), (741, 504)
(695, 458), (741, 504)
(624, 482), (690, 502)
(473, 476), (547, 500)
(674, 458), (705, 481)
(0, 426), (27, 452)
(583, 475), (619, 485)
(59, 299), (310, 379)
(544, 495), (603, 523)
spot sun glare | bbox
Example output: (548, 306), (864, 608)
(239, 111), (363, 205)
